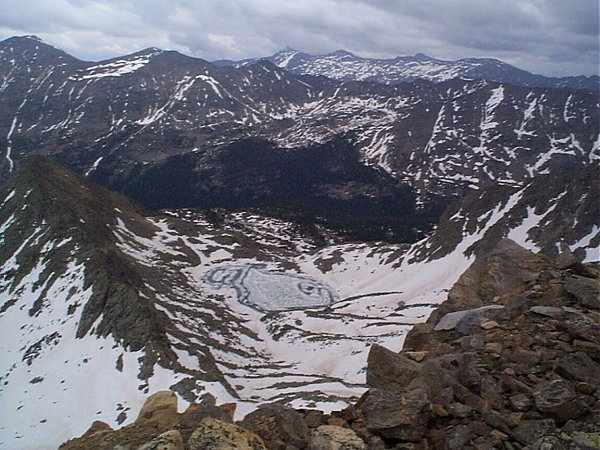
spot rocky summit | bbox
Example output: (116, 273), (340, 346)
(60, 239), (600, 449)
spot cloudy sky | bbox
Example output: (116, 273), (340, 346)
(0, 0), (598, 77)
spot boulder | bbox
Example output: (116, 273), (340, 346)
(138, 430), (184, 450)
(136, 391), (179, 429)
(188, 417), (267, 450)
(564, 275), (600, 309)
(512, 419), (557, 446)
(240, 404), (309, 449)
(557, 352), (600, 386)
(366, 344), (422, 390)
(533, 379), (585, 422)
(433, 306), (504, 331)
(308, 425), (367, 450)
(360, 388), (430, 441)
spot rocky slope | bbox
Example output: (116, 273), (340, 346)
(1, 36), (598, 215)
(59, 239), (600, 449)
(220, 48), (600, 92)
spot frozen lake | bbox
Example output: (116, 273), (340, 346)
(203, 264), (339, 312)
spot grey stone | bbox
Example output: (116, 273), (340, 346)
(434, 306), (504, 331)
(530, 306), (564, 318)
(564, 275), (600, 309)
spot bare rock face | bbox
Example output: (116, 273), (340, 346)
(187, 417), (267, 450)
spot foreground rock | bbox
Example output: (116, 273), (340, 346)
(357, 240), (600, 448)
(60, 240), (600, 449)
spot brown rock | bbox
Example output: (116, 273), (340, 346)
(480, 374), (504, 410)
(489, 429), (508, 442)
(507, 348), (541, 369)
(304, 410), (324, 428)
(499, 412), (523, 428)
(218, 403), (237, 422)
(366, 344), (422, 390)
(241, 405), (309, 449)
(84, 420), (113, 437)
(336, 404), (359, 422)
(136, 391), (179, 430)
(432, 404), (449, 417)
(402, 323), (433, 351)
(457, 353), (481, 389)
(533, 379), (585, 422)
(509, 393), (532, 411)
(188, 417), (267, 450)
(360, 388), (430, 441)
(326, 417), (346, 427)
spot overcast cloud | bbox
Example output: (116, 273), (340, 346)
(0, 0), (598, 76)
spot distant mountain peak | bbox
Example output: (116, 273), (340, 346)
(20, 34), (43, 42)
(217, 48), (598, 91)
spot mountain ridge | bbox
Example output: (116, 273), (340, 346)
(217, 47), (600, 92)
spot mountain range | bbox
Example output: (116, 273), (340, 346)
(215, 47), (600, 92)
(1, 36), (598, 242)
(0, 35), (599, 449)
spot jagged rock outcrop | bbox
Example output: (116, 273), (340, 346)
(357, 239), (600, 448)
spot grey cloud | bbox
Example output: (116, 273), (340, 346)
(0, 0), (597, 76)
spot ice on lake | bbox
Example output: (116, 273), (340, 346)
(203, 264), (339, 312)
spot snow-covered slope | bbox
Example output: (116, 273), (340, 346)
(1, 157), (598, 449)
(223, 48), (600, 92)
